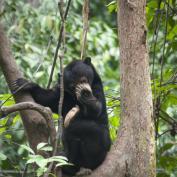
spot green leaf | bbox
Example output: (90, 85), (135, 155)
(4, 134), (12, 139)
(27, 155), (43, 164)
(159, 143), (174, 155)
(40, 146), (53, 152)
(49, 156), (68, 161)
(0, 152), (7, 160)
(106, 1), (117, 13)
(37, 142), (48, 150)
(55, 162), (72, 167)
(167, 26), (177, 40)
(20, 144), (35, 154)
(36, 167), (47, 177)
(27, 155), (47, 168)
(36, 159), (48, 168)
(47, 158), (67, 164)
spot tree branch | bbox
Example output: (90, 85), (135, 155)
(88, 0), (155, 177)
(47, 0), (72, 89)
(0, 102), (56, 148)
(80, 0), (89, 60)
(0, 23), (49, 152)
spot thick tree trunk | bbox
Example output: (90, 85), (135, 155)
(0, 24), (49, 152)
(89, 0), (155, 177)
(118, 0), (156, 175)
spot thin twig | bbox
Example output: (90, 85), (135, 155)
(47, 0), (72, 89)
(58, 49), (65, 145)
(34, 35), (53, 75)
(164, 0), (177, 16)
(160, 0), (169, 87)
(157, 129), (171, 138)
(161, 70), (177, 86)
(154, 1), (169, 139)
(160, 109), (177, 123)
(151, 2), (163, 140)
(44, 1), (66, 176)
(22, 164), (28, 177)
(56, 0), (65, 168)
(80, 0), (89, 60)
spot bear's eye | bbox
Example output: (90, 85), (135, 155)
(80, 77), (88, 84)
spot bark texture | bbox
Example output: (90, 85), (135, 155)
(0, 102), (56, 148)
(118, 0), (155, 176)
(0, 24), (49, 152)
(89, 0), (155, 177)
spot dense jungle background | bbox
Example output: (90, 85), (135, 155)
(0, 0), (177, 176)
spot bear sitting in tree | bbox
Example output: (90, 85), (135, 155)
(14, 57), (111, 176)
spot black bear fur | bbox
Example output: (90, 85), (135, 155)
(13, 57), (111, 176)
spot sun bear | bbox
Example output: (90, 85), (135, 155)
(13, 57), (111, 176)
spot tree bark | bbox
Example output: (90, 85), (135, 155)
(0, 102), (56, 148)
(118, 0), (156, 176)
(89, 0), (155, 177)
(0, 24), (49, 152)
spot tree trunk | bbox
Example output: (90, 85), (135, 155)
(89, 0), (155, 177)
(118, 0), (156, 175)
(0, 24), (49, 152)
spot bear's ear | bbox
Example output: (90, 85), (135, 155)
(84, 57), (92, 65)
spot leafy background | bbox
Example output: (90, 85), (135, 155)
(0, 0), (177, 176)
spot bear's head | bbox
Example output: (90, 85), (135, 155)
(63, 57), (94, 97)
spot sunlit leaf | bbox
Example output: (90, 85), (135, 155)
(0, 152), (7, 161)
(20, 145), (35, 154)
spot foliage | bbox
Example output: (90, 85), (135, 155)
(107, 0), (177, 176)
(0, 0), (119, 176)
(0, 0), (177, 176)
(21, 143), (68, 177)
(146, 1), (177, 176)
(0, 94), (26, 176)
